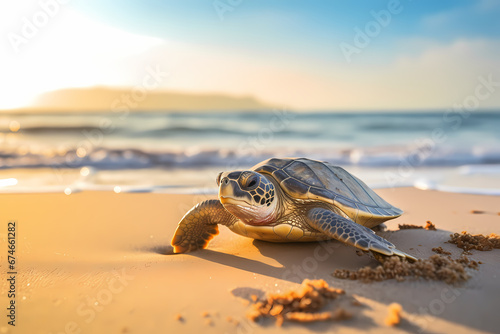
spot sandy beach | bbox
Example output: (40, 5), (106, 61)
(1, 187), (499, 334)
(2, 1), (498, 333)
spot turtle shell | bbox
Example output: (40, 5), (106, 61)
(252, 158), (402, 228)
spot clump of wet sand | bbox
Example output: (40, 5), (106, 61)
(245, 279), (351, 326)
(333, 255), (479, 284)
(448, 231), (500, 253)
(432, 246), (452, 255)
(384, 303), (403, 326)
(398, 221), (436, 231)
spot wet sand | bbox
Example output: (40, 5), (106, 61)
(1, 188), (499, 333)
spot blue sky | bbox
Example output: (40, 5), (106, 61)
(72, 0), (500, 60)
(1, 0), (499, 110)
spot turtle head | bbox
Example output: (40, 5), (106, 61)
(216, 170), (277, 225)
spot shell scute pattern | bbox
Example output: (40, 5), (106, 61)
(283, 160), (324, 188)
(271, 168), (288, 181)
(253, 158), (402, 226)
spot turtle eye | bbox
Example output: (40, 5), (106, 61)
(245, 175), (258, 189)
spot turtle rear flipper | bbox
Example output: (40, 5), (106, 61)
(171, 200), (236, 253)
(307, 208), (417, 262)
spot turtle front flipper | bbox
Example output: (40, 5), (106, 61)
(172, 199), (237, 253)
(306, 208), (417, 262)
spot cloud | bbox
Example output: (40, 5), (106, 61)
(477, 0), (500, 10)
(154, 37), (500, 110)
(420, 1), (500, 39)
(304, 38), (500, 110)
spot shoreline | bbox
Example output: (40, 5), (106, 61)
(2, 184), (500, 196)
(2, 166), (500, 196)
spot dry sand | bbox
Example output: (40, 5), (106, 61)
(1, 188), (499, 333)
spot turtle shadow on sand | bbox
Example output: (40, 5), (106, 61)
(213, 242), (429, 333)
(168, 228), (495, 334)
(149, 244), (176, 255)
(149, 237), (378, 286)
(190, 238), (374, 284)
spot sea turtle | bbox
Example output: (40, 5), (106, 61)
(171, 158), (416, 262)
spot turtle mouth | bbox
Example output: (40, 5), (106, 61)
(220, 196), (252, 206)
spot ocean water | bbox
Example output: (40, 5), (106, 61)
(1, 110), (500, 194)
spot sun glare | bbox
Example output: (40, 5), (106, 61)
(0, 178), (18, 187)
(0, 9), (165, 110)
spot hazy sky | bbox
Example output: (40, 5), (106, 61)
(1, 0), (499, 110)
